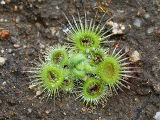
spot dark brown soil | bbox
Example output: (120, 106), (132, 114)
(0, 0), (160, 120)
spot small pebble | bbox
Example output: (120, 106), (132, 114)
(28, 108), (32, 113)
(19, 5), (24, 10)
(81, 107), (86, 113)
(35, 22), (41, 30)
(14, 44), (20, 48)
(55, 6), (59, 10)
(1, 0), (5, 5)
(0, 30), (10, 39)
(107, 21), (125, 34)
(23, 45), (27, 49)
(36, 91), (42, 96)
(63, 112), (66, 115)
(144, 13), (150, 19)
(1, 50), (4, 53)
(2, 81), (7, 86)
(14, 5), (18, 11)
(154, 112), (160, 120)
(130, 50), (141, 62)
(108, 112), (111, 116)
(15, 16), (21, 23)
(45, 110), (50, 114)
(134, 97), (139, 102)
(4, 19), (7, 22)
(147, 27), (154, 34)
(0, 57), (7, 66)
(8, 49), (13, 54)
(133, 18), (142, 27)
(0, 18), (4, 22)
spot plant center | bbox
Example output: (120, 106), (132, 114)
(48, 71), (56, 82)
(80, 37), (94, 47)
(54, 52), (63, 63)
(93, 54), (102, 64)
(88, 84), (100, 95)
(63, 79), (70, 86)
(76, 63), (83, 70)
(103, 63), (114, 78)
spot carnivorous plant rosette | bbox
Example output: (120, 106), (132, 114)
(27, 11), (140, 107)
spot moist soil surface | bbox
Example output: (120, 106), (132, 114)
(0, 0), (160, 120)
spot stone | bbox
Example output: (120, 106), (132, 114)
(45, 110), (50, 114)
(144, 13), (150, 19)
(106, 21), (125, 34)
(28, 108), (32, 113)
(130, 50), (141, 62)
(14, 44), (20, 48)
(8, 49), (13, 54)
(15, 16), (21, 23)
(154, 112), (160, 120)
(147, 27), (154, 34)
(133, 19), (142, 27)
(36, 91), (42, 96)
(2, 81), (7, 86)
(0, 0), (5, 5)
(0, 57), (7, 66)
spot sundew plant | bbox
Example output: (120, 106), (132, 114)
(27, 11), (140, 106)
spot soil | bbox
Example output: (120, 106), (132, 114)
(0, 0), (160, 120)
